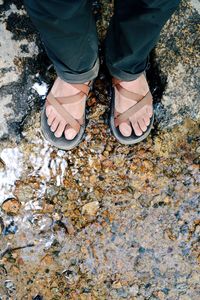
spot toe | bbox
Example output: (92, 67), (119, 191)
(50, 118), (59, 132)
(47, 112), (56, 126)
(146, 105), (153, 118)
(138, 118), (147, 132)
(54, 121), (66, 138)
(64, 124), (78, 140)
(132, 121), (143, 136)
(118, 121), (132, 137)
(143, 113), (150, 127)
(46, 105), (52, 117)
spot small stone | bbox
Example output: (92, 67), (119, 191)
(89, 174), (97, 185)
(101, 159), (113, 168)
(112, 281), (122, 289)
(156, 291), (166, 300)
(163, 196), (171, 204)
(129, 284), (139, 296)
(1, 198), (21, 215)
(42, 203), (54, 213)
(38, 216), (53, 232)
(40, 254), (54, 265)
(165, 228), (177, 241)
(61, 216), (75, 235)
(87, 97), (96, 106)
(4, 280), (16, 293)
(134, 191), (141, 199)
(82, 201), (99, 216)
(52, 212), (62, 221)
(196, 146), (200, 154)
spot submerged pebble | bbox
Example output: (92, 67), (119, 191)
(1, 198), (21, 215)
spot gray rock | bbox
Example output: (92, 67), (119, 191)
(0, 1), (50, 140)
(151, 0), (200, 128)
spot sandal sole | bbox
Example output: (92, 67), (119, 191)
(40, 105), (86, 151)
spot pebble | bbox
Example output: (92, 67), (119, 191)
(37, 216), (53, 232)
(82, 201), (100, 216)
(61, 216), (75, 235)
(4, 280), (16, 294)
(1, 198), (21, 215)
(129, 284), (139, 296)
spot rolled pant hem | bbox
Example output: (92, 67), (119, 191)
(55, 58), (100, 84)
(107, 58), (149, 81)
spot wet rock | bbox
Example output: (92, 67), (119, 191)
(82, 201), (100, 216)
(1, 198), (21, 215)
(151, 0), (200, 128)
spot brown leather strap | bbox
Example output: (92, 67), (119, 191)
(115, 85), (143, 102)
(115, 91), (153, 127)
(71, 83), (90, 96)
(112, 78), (121, 86)
(47, 92), (81, 132)
(56, 91), (85, 104)
(113, 78), (143, 102)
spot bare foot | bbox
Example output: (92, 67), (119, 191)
(114, 74), (153, 137)
(45, 77), (87, 140)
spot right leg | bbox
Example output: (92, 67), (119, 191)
(24, 0), (99, 140)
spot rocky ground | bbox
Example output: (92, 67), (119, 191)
(0, 0), (199, 299)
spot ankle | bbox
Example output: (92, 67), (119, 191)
(119, 74), (149, 95)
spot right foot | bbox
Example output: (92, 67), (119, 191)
(45, 77), (88, 140)
(113, 74), (153, 137)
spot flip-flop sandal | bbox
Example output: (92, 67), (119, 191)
(41, 82), (91, 150)
(109, 75), (154, 145)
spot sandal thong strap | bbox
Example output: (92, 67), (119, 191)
(112, 79), (153, 127)
(46, 82), (90, 132)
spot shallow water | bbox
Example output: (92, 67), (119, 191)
(0, 110), (199, 299)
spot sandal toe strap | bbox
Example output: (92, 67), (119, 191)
(115, 91), (153, 127)
(47, 92), (81, 132)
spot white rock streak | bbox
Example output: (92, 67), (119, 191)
(0, 148), (23, 203)
(32, 82), (48, 98)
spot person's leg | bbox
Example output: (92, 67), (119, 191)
(105, 0), (180, 137)
(24, 0), (99, 140)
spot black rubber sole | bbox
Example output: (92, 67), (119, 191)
(40, 106), (86, 151)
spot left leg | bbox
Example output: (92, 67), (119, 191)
(106, 0), (180, 138)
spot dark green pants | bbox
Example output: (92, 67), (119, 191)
(24, 0), (180, 83)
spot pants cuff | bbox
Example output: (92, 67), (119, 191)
(55, 58), (100, 84)
(107, 57), (149, 81)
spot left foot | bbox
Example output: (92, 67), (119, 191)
(114, 74), (153, 137)
(46, 77), (88, 140)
